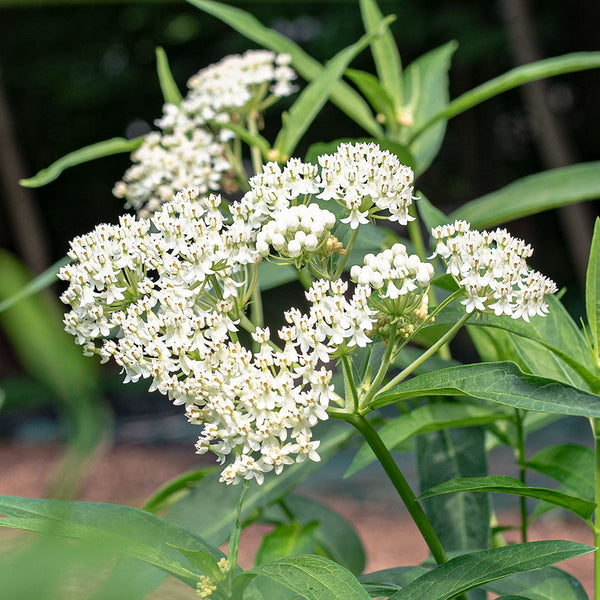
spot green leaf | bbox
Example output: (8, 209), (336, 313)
(166, 421), (355, 546)
(403, 41), (457, 174)
(417, 428), (490, 563)
(411, 52), (600, 140)
(265, 495), (366, 576)
(275, 15), (395, 158)
(142, 467), (216, 514)
(358, 566), (428, 597)
(187, 0), (382, 137)
(434, 297), (598, 388)
(0, 496), (225, 587)
(416, 193), (449, 230)
(155, 47), (182, 105)
(346, 402), (509, 477)
(373, 361), (600, 417)
(359, 0), (402, 109)
(451, 162), (600, 229)
(0, 255), (69, 314)
(258, 261), (298, 291)
(389, 541), (594, 600)
(210, 119), (271, 158)
(20, 136), (144, 188)
(345, 68), (397, 130)
(236, 555), (371, 600)
(419, 475), (595, 521)
(484, 567), (588, 600)
(586, 218), (600, 365)
(525, 444), (594, 500)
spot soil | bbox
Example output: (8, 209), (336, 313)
(0, 442), (594, 598)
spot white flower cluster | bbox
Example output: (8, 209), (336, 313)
(431, 220), (558, 321)
(114, 50), (298, 216)
(60, 187), (377, 485)
(184, 50), (297, 127)
(317, 142), (417, 228)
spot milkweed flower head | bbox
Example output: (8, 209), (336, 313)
(317, 142), (417, 228)
(431, 220), (558, 321)
(114, 50), (298, 217)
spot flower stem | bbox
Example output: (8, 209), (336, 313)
(247, 113), (263, 176)
(333, 226), (360, 279)
(347, 412), (448, 565)
(378, 311), (472, 397)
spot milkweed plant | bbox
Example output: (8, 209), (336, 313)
(2, 0), (600, 599)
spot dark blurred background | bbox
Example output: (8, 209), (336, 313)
(0, 0), (598, 439)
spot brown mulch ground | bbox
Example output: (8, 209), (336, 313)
(0, 442), (594, 598)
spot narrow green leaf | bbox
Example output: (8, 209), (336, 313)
(142, 467), (216, 514)
(155, 47), (182, 106)
(586, 218), (600, 365)
(0, 255), (69, 314)
(403, 42), (457, 174)
(346, 402), (509, 477)
(275, 15), (395, 158)
(419, 475), (595, 521)
(417, 428), (490, 563)
(411, 52), (600, 141)
(20, 136), (144, 188)
(210, 119), (271, 157)
(359, 0), (402, 108)
(484, 566), (589, 600)
(525, 444), (594, 500)
(358, 566), (428, 597)
(416, 193), (449, 230)
(373, 361), (600, 418)
(187, 0), (382, 137)
(258, 262), (298, 291)
(451, 162), (600, 229)
(0, 496), (224, 587)
(389, 541), (594, 600)
(345, 68), (397, 129)
(239, 555), (371, 600)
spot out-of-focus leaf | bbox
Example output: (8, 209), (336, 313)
(20, 136), (144, 188)
(586, 218), (600, 365)
(155, 47), (182, 105)
(345, 69), (397, 131)
(451, 162), (600, 229)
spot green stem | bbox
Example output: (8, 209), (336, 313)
(347, 412), (448, 565)
(594, 418), (600, 600)
(227, 480), (249, 584)
(378, 311), (472, 397)
(238, 313), (280, 352)
(515, 408), (528, 543)
(250, 281), (264, 353)
(360, 323), (398, 410)
(247, 114), (263, 175)
(341, 354), (359, 412)
(333, 226), (360, 279)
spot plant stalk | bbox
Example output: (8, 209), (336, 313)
(593, 418), (600, 600)
(348, 412), (448, 565)
(515, 408), (528, 543)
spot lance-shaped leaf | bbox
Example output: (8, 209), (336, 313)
(403, 41), (457, 174)
(232, 555), (371, 600)
(359, 0), (402, 108)
(186, 0), (381, 137)
(388, 541), (594, 600)
(274, 15), (395, 158)
(450, 162), (600, 229)
(155, 47), (182, 105)
(20, 136), (144, 188)
(483, 566), (589, 600)
(0, 496), (224, 587)
(372, 361), (600, 418)
(346, 402), (510, 477)
(358, 566), (428, 597)
(430, 298), (599, 391)
(419, 475), (595, 521)
(410, 52), (600, 140)
(345, 69), (397, 131)
(586, 218), (600, 365)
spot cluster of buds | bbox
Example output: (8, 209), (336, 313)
(431, 220), (558, 321)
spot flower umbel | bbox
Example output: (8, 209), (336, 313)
(431, 220), (558, 321)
